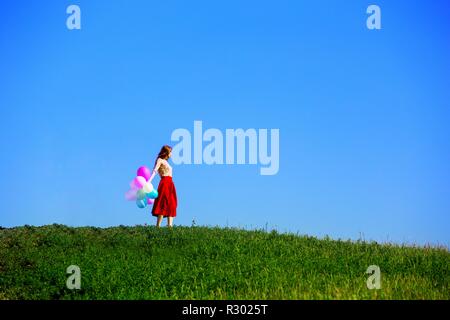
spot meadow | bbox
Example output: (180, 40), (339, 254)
(0, 224), (448, 299)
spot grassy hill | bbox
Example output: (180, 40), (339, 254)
(0, 224), (448, 300)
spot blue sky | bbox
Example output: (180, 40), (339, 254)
(1, 1), (449, 247)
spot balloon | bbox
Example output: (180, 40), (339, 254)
(133, 176), (146, 189)
(137, 166), (151, 181)
(130, 180), (139, 191)
(125, 189), (137, 201)
(143, 182), (153, 193)
(127, 167), (154, 209)
(136, 189), (146, 200)
(136, 199), (147, 208)
(146, 189), (158, 199)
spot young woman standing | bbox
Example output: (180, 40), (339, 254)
(148, 145), (178, 228)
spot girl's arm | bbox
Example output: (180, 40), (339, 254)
(148, 158), (162, 183)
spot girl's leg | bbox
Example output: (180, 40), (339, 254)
(167, 216), (173, 228)
(156, 215), (163, 227)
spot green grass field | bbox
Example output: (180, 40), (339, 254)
(0, 224), (448, 300)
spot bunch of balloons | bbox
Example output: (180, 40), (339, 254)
(125, 166), (158, 209)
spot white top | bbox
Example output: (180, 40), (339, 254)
(150, 158), (172, 181)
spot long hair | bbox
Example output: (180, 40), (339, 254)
(154, 145), (172, 167)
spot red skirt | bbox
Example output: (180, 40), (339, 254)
(151, 176), (177, 217)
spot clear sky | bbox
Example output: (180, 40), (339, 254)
(1, 1), (449, 247)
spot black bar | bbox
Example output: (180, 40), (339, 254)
(0, 300), (445, 318)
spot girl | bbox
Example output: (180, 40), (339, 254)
(148, 145), (178, 228)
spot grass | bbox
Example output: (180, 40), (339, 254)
(0, 224), (449, 300)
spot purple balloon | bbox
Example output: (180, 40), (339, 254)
(132, 176), (147, 189)
(125, 189), (137, 201)
(147, 198), (155, 205)
(137, 166), (151, 181)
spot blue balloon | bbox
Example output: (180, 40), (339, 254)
(146, 189), (158, 199)
(136, 199), (147, 209)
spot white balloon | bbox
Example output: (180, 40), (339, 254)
(143, 182), (154, 193)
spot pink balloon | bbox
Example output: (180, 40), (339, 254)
(125, 189), (137, 201)
(147, 198), (155, 205)
(137, 166), (151, 181)
(133, 176), (147, 189)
